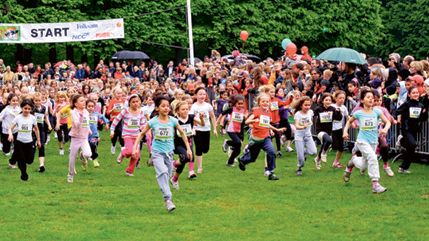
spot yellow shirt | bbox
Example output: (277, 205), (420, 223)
(59, 105), (72, 128)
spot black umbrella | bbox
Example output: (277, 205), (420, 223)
(112, 50), (150, 60)
(221, 54), (261, 63)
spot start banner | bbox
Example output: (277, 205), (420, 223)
(0, 18), (124, 43)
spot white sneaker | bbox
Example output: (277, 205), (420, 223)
(222, 140), (228, 153)
(8, 163), (17, 169)
(321, 152), (327, 163)
(263, 170), (271, 177)
(59, 149), (64, 156)
(188, 170), (197, 179)
(372, 182), (387, 193)
(384, 167), (394, 177)
(125, 171), (134, 177)
(314, 157), (321, 170)
(197, 168), (203, 174)
(165, 199), (176, 212)
(4, 152), (11, 156)
(54, 132), (58, 139)
(398, 167), (411, 174)
(170, 178), (179, 190)
(286, 146), (294, 152)
(111, 146), (116, 154)
(67, 174), (74, 183)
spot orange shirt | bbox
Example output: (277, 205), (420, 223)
(251, 107), (272, 139)
(106, 98), (125, 121)
(270, 97), (286, 124)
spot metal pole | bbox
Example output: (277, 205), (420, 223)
(186, 0), (195, 66)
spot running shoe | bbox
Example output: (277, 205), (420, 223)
(296, 168), (303, 176)
(38, 166), (45, 173)
(286, 146), (294, 152)
(384, 166), (394, 177)
(93, 159), (100, 168)
(222, 140), (228, 153)
(314, 157), (321, 170)
(125, 171), (134, 177)
(372, 182), (387, 194)
(170, 178), (179, 190)
(80, 153), (88, 171)
(67, 174), (74, 183)
(188, 170), (197, 179)
(59, 149), (64, 156)
(111, 145), (115, 155)
(343, 170), (351, 182)
(268, 173), (279, 180)
(165, 199), (176, 212)
(398, 167), (411, 174)
(321, 152), (327, 163)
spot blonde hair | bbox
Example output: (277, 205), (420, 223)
(175, 101), (189, 113)
(256, 92), (271, 106)
(56, 91), (67, 101)
(258, 85), (275, 94)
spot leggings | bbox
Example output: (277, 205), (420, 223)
(399, 130), (418, 170)
(280, 119), (292, 140)
(295, 131), (317, 168)
(37, 125), (46, 157)
(174, 142), (194, 174)
(378, 135), (389, 164)
(317, 132), (332, 158)
(57, 123), (69, 143)
(111, 121), (124, 147)
(226, 132), (242, 165)
(122, 137), (140, 174)
(13, 141), (36, 177)
(89, 139), (99, 160)
(2, 132), (17, 154)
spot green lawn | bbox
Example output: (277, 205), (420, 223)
(0, 132), (427, 241)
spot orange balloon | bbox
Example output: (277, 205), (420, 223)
(286, 43), (297, 56)
(240, 31), (249, 42)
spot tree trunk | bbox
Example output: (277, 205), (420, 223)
(23, 47), (32, 64)
(49, 43), (57, 64)
(15, 44), (24, 65)
(66, 45), (74, 63)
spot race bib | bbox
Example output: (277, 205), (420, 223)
(199, 111), (209, 123)
(61, 113), (68, 119)
(114, 103), (123, 111)
(89, 115), (97, 124)
(19, 124), (31, 133)
(300, 117), (312, 127)
(259, 115), (270, 128)
(81, 117), (89, 128)
(35, 113), (44, 124)
(127, 117), (140, 129)
(361, 117), (377, 131)
(270, 102), (279, 111)
(155, 127), (173, 140)
(409, 107), (422, 119)
(319, 111), (333, 123)
(231, 112), (244, 123)
(178, 124), (193, 137)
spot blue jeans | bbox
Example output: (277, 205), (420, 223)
(240, 137), (276, 172)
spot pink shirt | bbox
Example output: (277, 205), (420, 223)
(69, 109), (90, 139)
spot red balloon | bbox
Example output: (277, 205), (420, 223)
(286, 43), (297, 56)
(240, 31), (249, 42)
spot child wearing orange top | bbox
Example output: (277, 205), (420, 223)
(53, 91), (69, 156)
(106, 88), (126, 154)
(238, 93), (285, 180)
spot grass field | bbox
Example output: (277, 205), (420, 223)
(0, 131), (428, 241)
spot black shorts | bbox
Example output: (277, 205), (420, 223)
(194, 130), (210, 156)
(331, 129), (343, 151)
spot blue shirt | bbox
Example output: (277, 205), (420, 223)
(88, 112), (109, 140)
(149, 116), (178, 153)
(353, 108), (381, 144)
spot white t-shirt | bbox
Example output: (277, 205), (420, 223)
(190, 102), (213, 131)
(294, 110), (313, 133)
(332, 104), (349, 131)
(13, 114), (37, 143)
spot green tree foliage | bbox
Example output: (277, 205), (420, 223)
(381, 0), (429, 59)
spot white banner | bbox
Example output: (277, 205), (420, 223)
(0, 19), (124, 43)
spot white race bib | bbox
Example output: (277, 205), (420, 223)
(19, 124), (31, 133)
(35, 113), (44, 124)
(155, 127), (173, 140)
(409, 107), (422, 119)
(300, 117), (312, 127)
(259, 115), (270, 128)
(231, 112), (244, 123)
(114, 103), (123, 111)
(319, 112), (333, 123)
(270, 102), (279, 111)
(127, 117), (140, 129)
(361, 118), (377, 131)
(89, 115), (97, 124)
(178, 124), (193, 137)
(81, 117), (89, 128)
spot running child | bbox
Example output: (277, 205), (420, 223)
(54, 91), (69, 156)
(171, 101), (204, 188)
(190, 87), (218, 175)
(313, 93), (342, 169)
(343, 88), (391, 193)
(87, 99), (109, 168)
(331, 90), (348, 168)
(110, 94), (146, 176)
(218, 94), (247, 167)
(133, 96), (192, 212)
(0, 93), (21, 161)
(238, 93), (285, 180)
(8, 99), (41, 181)
(67, 94), (92, 183)
(106, 88), (126, 154)
(293, 96), (317, 176)
(33, 93), (52, 172)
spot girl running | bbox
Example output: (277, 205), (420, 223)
(33, 93), (52, 172)
(110, 94), (146, 176)
(238, 93), (285, 180)
(171, 101), (204, 188)
(343, 89), (391, 193)
(218, 94), (247, 167)
(8, 99), (41, 181)
(0, 93), (21, 164)
(133, 96), (192, 212)
(67, 94), (92, 183)
(87, 99), (109, 168)
(293, 96), (317, 176)
(331, 90), (348, 168)
(106, 88), (126, 155)
(190, 87), (217, 175)
(313, 93), (342, 169)
(54, 91), (69, 156)
(396, 86), (428, 174)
